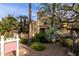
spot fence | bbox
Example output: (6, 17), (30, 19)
(0, 34), (20, 56)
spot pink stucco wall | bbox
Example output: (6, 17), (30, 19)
(4, 41), (17, 53)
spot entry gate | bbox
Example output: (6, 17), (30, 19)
(0, 34), (20, 56)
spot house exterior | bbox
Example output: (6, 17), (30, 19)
(30, 20), (49, 37)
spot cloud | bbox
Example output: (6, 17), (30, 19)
(32, 13), (36, 16)
(0, 3), (39, 20)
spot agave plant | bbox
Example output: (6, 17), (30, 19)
(45, 26), (60, 43)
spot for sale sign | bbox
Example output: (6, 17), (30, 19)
(4, 41), (17, 53)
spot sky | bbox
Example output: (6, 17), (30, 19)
(0, 3), (77, 21)
(0, 3), (40, 20)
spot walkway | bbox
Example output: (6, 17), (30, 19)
(4, 43), (69, 56)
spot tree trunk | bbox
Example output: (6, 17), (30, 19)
(28, 3), (32, 45)
(51, 4), (55, 27)
(20, 19), (23, 32)
(24, 18), (26, 32)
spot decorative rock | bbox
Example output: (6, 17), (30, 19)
(19, 47), (28, 56)
(75, 39), (79, 44)
(67, 51), (76, 56)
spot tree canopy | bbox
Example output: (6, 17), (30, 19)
(0, 15), (19, 35)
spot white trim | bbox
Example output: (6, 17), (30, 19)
(4, 39), (16, 43)
(16, 34), (20, 56)
(0, 34), (20, 56)
(1, 35), (4, 56)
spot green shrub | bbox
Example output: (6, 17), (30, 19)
(31, 37), (39, 42)
(35, 32), (48, 43)
(60, 38), (73, 49)
(4, 32), (13, 38)
(19, 38), (28, 45)
(77, 41), (79, 47)
(36, 32), (45, 39)
(31, 42), (46, 51)
(73, 41), (79, 55)
(60, 39), (66, 46)
(65, 38), (73, 48)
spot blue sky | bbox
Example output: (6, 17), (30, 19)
(0, 3), (40, 20)
(0, 3), (76, 21)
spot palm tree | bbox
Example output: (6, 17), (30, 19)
(17, 16), (28, 33)
(17, 16), (23, 32)
(28, 3), (32, 45)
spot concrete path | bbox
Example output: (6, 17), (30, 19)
(4, 43), (69, 56)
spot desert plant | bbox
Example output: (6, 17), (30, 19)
(31, 42), (46, 51)
(45, 27), (60, 43)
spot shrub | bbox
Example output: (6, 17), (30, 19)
(31, 42), (46, 51)
(60, 39), (66, 46)
(4, 31), (13, 38)
(74, 41), (79, 55)
(60, 37), (73, 49)
(65, 38), (73, 48)
(19, 38), (28, 45)
(77, 41), (79, 47)
(35, 32), (48, 43)
(61, 38), (73, 49)
(45, 27), (60, 43)
(32, 37), (39, 42)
